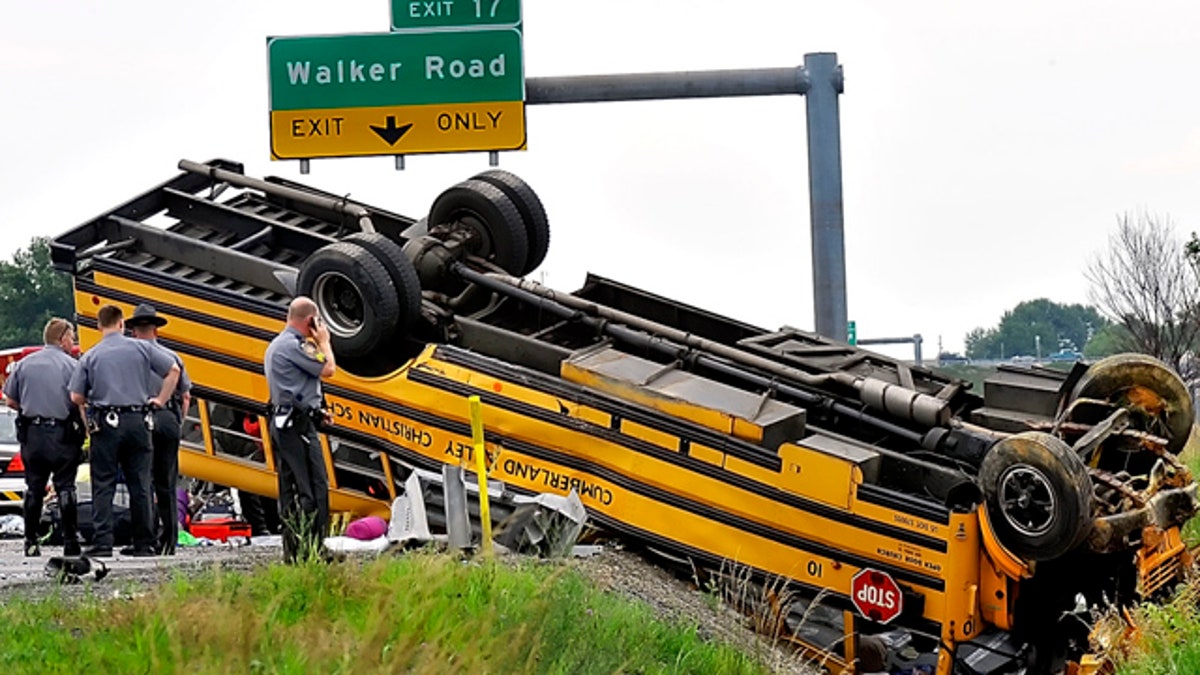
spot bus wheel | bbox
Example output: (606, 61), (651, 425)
(1070, 353), (1194, 455)
(979, 432), (1093, 561)
(428, 178), (528, 275)
(343, 232), (423, 333)
(472, 170), (550, 275)
(298, 241), (401, 359)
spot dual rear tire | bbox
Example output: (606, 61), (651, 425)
(297, 234), (422, 373)
(297, 172), (550, 374)
(427, 171), (550, 276)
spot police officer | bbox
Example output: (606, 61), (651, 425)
(69, 304), (180, 557)
(264, 296), (336, 563)
(2, 318), (86, 557)
(127, 303), (192, 555)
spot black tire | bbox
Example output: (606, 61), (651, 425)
(979, 432), (1093, 561)
(343, 232), (423, 333)
(472, 169), (550, 275)
(1070, 353), (1194, 455)
(297, 242), (400, 359)
(428, 179), (528, 275)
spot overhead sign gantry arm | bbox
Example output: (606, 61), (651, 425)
(525, 53), (847, 342)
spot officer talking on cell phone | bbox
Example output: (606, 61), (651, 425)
(2, 318), (87, 558)
(69, 304), (180, 558)
(263, 296), (336, 563)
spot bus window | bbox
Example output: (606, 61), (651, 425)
(207, 401), (267, 466)
(181, 401), (205, 452)
(329, 437), (391, 500)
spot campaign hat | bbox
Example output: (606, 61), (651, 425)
(127, 303), (168, 327)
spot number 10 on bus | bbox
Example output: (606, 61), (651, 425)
(391, 0), (521, 31)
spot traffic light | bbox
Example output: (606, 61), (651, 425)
(847, 320), (857, 346)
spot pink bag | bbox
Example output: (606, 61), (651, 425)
(345, 515), (387, 541)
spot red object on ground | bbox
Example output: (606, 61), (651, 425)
(850, 568), (904, 625)
(190, 519), (252, 542)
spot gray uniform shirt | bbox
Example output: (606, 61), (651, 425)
(2, 345), (77, 419)
(144, 338), (191, 405)
(69, 331), (176, 407)
(264, 325), (326, 411)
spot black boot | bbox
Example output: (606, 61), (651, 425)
(22, 489), (43, 556)
(155, 488), (177, 555)
(59, 489), (81, 557)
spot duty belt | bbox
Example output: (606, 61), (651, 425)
(268, 404), (323, 426)
(23, 416), (66, 427)
(93, 405), (148, 414)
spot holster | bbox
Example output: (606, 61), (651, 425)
(64, 409), (86, 446)
(14, 416), (28, 445)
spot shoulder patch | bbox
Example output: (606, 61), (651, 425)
(301, 339), (326, 363)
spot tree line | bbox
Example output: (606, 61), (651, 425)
(0, 237), (73, 348)
(961, 212), (1200, 380)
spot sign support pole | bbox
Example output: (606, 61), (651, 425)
(525, 53), (847, 342)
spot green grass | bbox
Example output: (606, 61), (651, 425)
(1115, 587), (1200, 675)
(0, 552), (773, 675)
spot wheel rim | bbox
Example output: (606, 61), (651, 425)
(312, 271), (364, 338)
(444, 213), (494, 258)
(997, 465), (1057, 537)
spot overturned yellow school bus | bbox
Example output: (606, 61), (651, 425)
(51, 159), (1197, 674)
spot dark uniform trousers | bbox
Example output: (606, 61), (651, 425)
(22, 423), (83, 549)
(150, 407), (182, 553)
(90, 411), (155, 550)
(271, 412), (329, 562)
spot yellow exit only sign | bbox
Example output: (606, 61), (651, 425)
(270, 101), (525, 159)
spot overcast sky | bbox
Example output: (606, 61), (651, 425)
(2, 1), (1198, 359)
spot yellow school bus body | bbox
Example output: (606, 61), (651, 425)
(56, 161), (1194, 675)
(75, 272), (1011, 665)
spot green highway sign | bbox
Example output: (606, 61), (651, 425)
(268, 30), (523, 111)
(391, 0), (520, 31)
(267, 29), (526, 159)
(268, 0), (526, 160)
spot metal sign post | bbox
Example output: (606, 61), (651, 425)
(525, 52), (848, 342)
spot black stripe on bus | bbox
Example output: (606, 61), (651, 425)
(858, 484), (952, 525)
(87, 258), (287, 321)
(76, 277), (278, 342)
